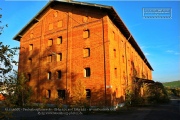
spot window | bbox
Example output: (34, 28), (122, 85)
(57, 90), (65, 99)
(29, 44), (33, 51)
(49, 23), (53, 30)
(47, 72), (51, 80)
(30, 33), (33, 38)
(57, 20), (63, 28)
(54, 11), (58, 17)
(83, 48), (90, 57)
(113, 49), (116, 58)
(83, 16), (88, 22)
(83, 29), (90, 38)
(27, 73), (31, 81)
(46, 90), (51, 99)
(114, 68), (117, 78)
(122, 55), (124, 63)
(86, 89), (91, 99)
(48, 39), (53, 46)
(28, 58), (32, 64)
(57, 36), (62, 44)
(48, 55), (52, 62)
(112, 31), (115, 40)
(57, 53), (62, 61)
(84, 68), (90, 77)
(57, 70), (62, 79)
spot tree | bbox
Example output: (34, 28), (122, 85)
(71, 79), (88, 107)
(0, 8), (18, 82)
(0, 7), (33, 107)
(4, 72), (33, 107)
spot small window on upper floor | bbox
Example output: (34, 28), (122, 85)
(57, 53), (62, 61)
(47, 72), (51, 80)
(54, 11), (58, 17)
(83, 29), (90, 39)
(83, 48), (90, 57)
(48, 39), (53, 46)
(57, 36), (62, 44)
(113, 49), (116, 58)
(48, 55), (52, 62)
(57, 20), (63, 28)
(30, 33), (33, 38)
(112, 31), (115, 40)
(49, 23), (53, 30)
(29, 44), (33, 51)
(84, 67), (91, 77)
(83, 16), (88, 22)
(57, 70), (62, 79)
(114, 68), (117, 78)
(122, 55), (125, 63)
(28, 58), (32, 64)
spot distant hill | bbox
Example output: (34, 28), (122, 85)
(163, 80), (180, 88)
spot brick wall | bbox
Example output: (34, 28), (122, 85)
(17, 2), (152, 106)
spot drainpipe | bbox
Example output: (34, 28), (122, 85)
(125, 34), (131, 87)
(102, 17), (106, 107)
(65, 12), (70, 104)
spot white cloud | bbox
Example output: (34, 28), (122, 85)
(175, 52), (180, 55)
(144, 53), (150, 56)
(166, 50), (180, 55)
(166, 50), (174, 53)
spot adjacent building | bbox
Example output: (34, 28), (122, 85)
(13, 0), (153, 106)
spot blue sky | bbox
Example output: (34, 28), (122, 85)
(0, 0), (179, 82)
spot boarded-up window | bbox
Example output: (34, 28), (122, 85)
(48, 39), (53, 46)
(83, 29), (90, 38)
(57, 20), (62, 27)
(29, 44), (33, 51)
(83, 16), (88, 22)
(30, 33), (33, 38)
(49, 23), (53, 30)
(83, 48), (90, 57)
(54, 11), (58, 17)
(57, 53), (62, 61)
(57, 36), (62, 44)
(48, 55), (52, 62)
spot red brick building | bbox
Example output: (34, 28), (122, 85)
(14, 0), (153, 106)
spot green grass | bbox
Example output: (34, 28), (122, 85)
(163, 80), (180, 88)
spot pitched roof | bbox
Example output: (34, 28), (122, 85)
(13, 0), (153, 71)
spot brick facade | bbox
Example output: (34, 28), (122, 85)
(14, 1), (153, 106)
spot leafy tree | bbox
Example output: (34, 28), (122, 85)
(0, 7), (32, 107)
(4, 72), (33, 107)
(71, 79), (88, 107)
(0, 8), (18, 82)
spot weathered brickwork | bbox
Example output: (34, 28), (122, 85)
(14, 1), (153, 106)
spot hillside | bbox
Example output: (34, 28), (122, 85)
(163, 80), (180, 88)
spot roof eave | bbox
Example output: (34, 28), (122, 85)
(13, 0), (153, 71)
